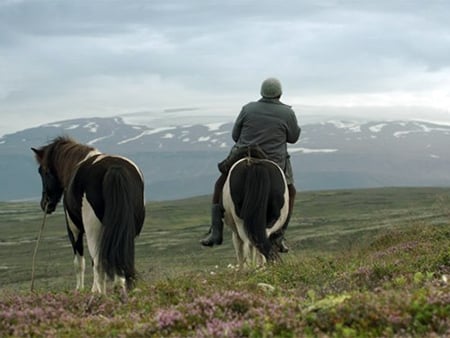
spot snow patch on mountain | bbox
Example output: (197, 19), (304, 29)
(326, 120), (361, 132)
(214, 131), (230, 136)
(118, 127), (177, 144)
(369, 124), (387, 133)
(118, 108), (235, 130)
(289, 147), (338, 154)
(83, 122), (99, 133)
(87, 132), (115, 145)
(393, 122), (450, 138)
(416, 123), (450, 134)
(206, 122), (228, 131)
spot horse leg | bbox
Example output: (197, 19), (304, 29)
(234, 218), (253, 267)
(74, 251), (85, 290)
(237, 229), (267, 268)
(236, 223), (252, 268)
(255, 249), (267, 267)
(82, 195), (106, 294)
(90, 259), (106, 294)
(251, 246), (257, 266)
(242, 240), (252, 268)
(113, 275), (126, 294)
(225, 214), (244, 266)
(249, 245), (266, 267)
(113, 275), (128, 302)
(231, 231), (244, 267)
(66, 214), (85, 290)
(87, 236), (106, 294)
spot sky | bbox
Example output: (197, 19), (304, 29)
(1, 0), (450, 135)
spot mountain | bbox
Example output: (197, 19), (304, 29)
(1, 115), (449, 201)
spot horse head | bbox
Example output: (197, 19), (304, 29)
(32, 147), (64, 214)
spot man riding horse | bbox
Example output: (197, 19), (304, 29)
(201, 77), (301, 252)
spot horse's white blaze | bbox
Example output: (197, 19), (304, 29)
(81, 193), (105, 293)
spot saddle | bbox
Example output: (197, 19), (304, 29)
(218, 145), (268, 174)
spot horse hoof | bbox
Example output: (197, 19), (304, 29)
(278, 241), (289, 253)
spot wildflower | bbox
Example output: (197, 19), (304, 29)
(155, 309), (185, 329)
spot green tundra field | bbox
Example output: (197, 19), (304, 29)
(1, 187), (449, 337)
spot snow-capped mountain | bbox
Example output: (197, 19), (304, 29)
(1, 116), (449, 201)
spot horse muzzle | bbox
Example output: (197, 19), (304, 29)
(41, 196), (56, 214)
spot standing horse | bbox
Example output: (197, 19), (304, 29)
(32, 136), (145, 293)
(222, 156), (289, 267)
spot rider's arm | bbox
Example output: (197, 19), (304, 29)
(232, 108), (246, 142)
(286, 110), (301, 144)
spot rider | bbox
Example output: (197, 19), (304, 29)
(200, 77), (301, 252)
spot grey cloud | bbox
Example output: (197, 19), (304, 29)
(1, 0), (450, 135)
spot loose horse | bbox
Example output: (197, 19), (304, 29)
(222, 156), (289, 267)
(32, 136), (145, 293)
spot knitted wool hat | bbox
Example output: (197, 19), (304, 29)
(260, 77), (282, 98)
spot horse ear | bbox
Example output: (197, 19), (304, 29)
(31, 147), (44, 159)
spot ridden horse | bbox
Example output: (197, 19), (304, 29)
(222, 156), (289, 267)
(32, 136), (145, 293)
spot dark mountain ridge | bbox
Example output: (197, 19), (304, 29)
(1, 116), (449, 201)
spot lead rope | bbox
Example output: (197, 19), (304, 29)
(30, 203), (48, 292)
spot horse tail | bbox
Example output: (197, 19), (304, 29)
(100, 165), (138, 289)
(240, 162), (275, 260)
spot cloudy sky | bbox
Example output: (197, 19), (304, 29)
(1, 0), (450, 135)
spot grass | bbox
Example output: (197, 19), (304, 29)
(1, 187), (450, 336)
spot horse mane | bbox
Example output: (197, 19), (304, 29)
(39, 136), (98, 187)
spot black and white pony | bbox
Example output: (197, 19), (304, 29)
(222, 156), (289, 267)
(32, 136), (145, 293)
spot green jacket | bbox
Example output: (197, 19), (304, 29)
(232, 98), (301, 170)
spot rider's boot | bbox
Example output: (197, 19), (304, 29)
(200, 204), (224, 247)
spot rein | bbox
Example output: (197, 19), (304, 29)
(245, 145), (266, 166)
(246, 147), (252, 165)
(30, 203), (48, 292)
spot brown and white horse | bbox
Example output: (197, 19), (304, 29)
(32, 136), (145, 293)
(222, 156), (289, 267)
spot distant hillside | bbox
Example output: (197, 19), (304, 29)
(1, 115), (450, 201)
